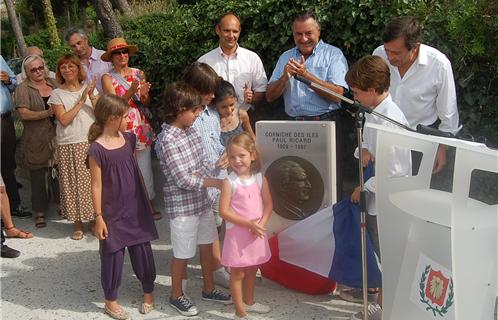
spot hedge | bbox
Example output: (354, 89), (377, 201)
(13, 0), (497, 201)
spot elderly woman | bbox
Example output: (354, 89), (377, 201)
(101, 38), (161, 220)
(48, 53), (97, 240)
(14, 54), (57, 229)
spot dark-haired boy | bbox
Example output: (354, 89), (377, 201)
(156, 82), (231, 317)
(344, 55), (412, 320)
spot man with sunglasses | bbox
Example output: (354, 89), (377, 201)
(65, 28), (111, 94)
(373, 16), (461, 174)
(1, 55), (32, 219)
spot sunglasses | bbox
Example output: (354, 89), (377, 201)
(112, 49), (129, 55)
(30, 65), (45, 74)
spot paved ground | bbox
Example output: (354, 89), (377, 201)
(1, 160), (361, 320)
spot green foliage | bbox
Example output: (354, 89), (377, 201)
(423, 0), (498, 146)
(119, 0), (498, 146)
(6, 0), (497, 147)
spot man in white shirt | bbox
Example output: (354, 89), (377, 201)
(373, 16), (460, 173)
(65, 28), (112, 94)
(198, 13), (268, 112)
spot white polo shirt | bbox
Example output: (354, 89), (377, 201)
(198, 45), (268, 111)
(357, 94), (412, 215)
(373, 44), (460, 135)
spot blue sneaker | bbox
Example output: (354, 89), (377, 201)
(201, 288), (232, 305)
(169, 294), (199, 316)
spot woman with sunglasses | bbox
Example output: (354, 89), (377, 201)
(48, 53), (97, 240)
(101, 38), (161, 221)
(14, 55), (57, 229)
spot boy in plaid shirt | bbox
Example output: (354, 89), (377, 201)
(156, 82), (231, 317)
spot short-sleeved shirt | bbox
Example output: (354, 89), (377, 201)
(269, 40), (348, 117)
(48, 85), (96, 145)
(373, 44), (460, 134)
(155, 123), (215, 219)
(88, 132), (158, 253)
(198, 46), (268, 111)
(82, 47), (112, 94)
(360, 94), (412, 215)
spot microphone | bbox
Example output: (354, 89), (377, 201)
(416, 124), (455, 138)
(294, 74), (371, 114)
(294, 74), (311, 86)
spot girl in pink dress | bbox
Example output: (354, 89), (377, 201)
(220, 132), (273, 319)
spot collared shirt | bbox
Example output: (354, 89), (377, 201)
(0, 55), (17, 114)
(373, 44), (460, 134)
(192, 106), (227, 200)
(155, 123), (214, 219)
(14, 78), (57, 169)
(82, 47), (112, 94)
(358, 94), (412, 215)
(198, 45), (268, 111)
(268, 40), (348, 117)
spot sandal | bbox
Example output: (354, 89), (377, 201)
(152, 211), (162, 221)
(139, 302), (154, 314)
(71, 230), (84, 241)
(35, 215), (46, 228)
(5, 225), (33, 239)
(104, 305), (129, 320)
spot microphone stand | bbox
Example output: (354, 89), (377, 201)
(293, 74), (454, 320)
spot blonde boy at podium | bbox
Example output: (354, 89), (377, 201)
(345, 55), (412, 320)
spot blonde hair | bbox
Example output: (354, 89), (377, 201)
(21, 55), (49, 80)
(55, 53), (87, 85)
(227, 132), (261, 174)
(88, 94), (129, 143)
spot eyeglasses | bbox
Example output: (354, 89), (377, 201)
(112, 49), (129, 55)
(30, 65), (45, 74)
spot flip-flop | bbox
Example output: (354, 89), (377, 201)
(71, 230), (84, 241)
(5, 226), (34, 239)
(35, 215), (46, 228)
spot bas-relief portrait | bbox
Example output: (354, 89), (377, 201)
(266, 156), (324, 220)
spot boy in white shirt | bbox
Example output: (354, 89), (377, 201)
(345, 55), (411, 320)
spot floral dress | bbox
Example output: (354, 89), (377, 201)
(108, 68), (155, 150)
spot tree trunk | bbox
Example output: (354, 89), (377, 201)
(4, 0), (27, 57)
(92, 0), (124, 39)
(42, 0), (61, 48)
(111, 0), (131, 16)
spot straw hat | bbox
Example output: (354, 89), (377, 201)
(101, 37), (138, 62)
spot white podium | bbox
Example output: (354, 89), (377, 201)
(371, 123), (498, 320)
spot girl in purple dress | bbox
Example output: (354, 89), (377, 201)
(88, 94), (158, 320)
(219, 132), (273, 319)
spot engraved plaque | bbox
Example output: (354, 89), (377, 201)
(256, 121), (337, 234)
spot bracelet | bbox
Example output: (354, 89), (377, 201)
(95, 213), (103, 217)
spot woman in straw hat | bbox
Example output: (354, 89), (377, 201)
(101, 38), (161, 221)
